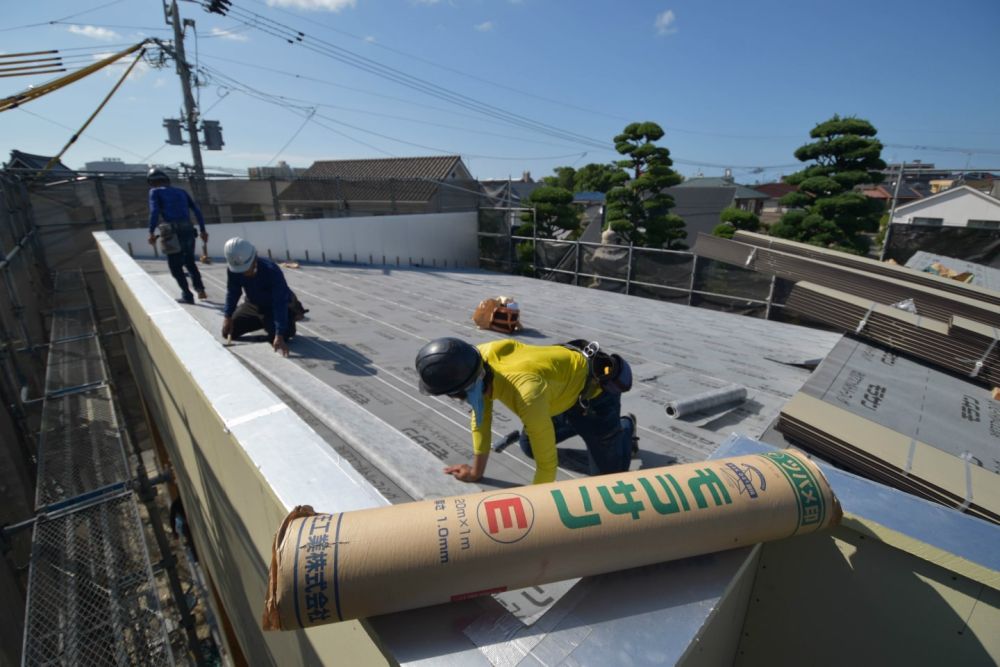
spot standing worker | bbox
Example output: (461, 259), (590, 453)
(146, 168), (208, 304)
(415, 337), (638, 484)
(222, 237), (306, 357)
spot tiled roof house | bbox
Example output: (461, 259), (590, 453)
(278, 155), (482, 217)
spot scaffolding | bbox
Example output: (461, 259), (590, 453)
(21, 270), (173, 666)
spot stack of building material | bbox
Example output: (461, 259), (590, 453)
(905, 251), (1000, 291)
(784, 282), (1000, 386)
(777, 336), (1000, 525)
(734, 231), (1000, 306)
(693, 234), (1000, 327)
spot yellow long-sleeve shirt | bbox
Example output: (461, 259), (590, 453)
(472, 339), (596, 484)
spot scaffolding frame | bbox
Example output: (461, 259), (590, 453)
(21, 270), (174, 666)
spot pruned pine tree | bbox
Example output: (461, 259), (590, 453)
(712, 206), (761, 239)
(605, 122), (685, 249)
(771, 115), (886, 254)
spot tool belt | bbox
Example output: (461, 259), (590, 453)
(157, 222), (182, 255)
(472, 297), (521, 333)
(562, 339), (633, 408)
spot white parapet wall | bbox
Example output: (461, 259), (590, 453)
(95, 232), (394, 665)
(111, 211), (481, 268)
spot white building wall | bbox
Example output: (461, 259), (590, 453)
(891, 188), (1000, 227)
(108, 211), (480, 268)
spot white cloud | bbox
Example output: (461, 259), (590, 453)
(364, 35), (376, 43)
(210, 27), (249, 41)
(474, 21), (494, 32)
(153, 77), (167, 88)
(411, 0), (441, 5)
(654, 9), (677, 35)
(266, 0), (356, 11)
(68, 25), (120, 41)
(92, 53), (149, 80)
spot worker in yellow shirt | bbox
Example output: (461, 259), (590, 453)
(415, 337), (637, 484)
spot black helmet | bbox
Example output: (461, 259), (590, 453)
(147, 168), (170, 186)
(415, 337), (482, 396)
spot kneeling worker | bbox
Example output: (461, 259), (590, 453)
(415, 337), (637, 484)
(222, 237), (304, 357)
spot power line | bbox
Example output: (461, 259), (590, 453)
(243, 0), (630, 124)
(198, 63), (600, 162)
(0, 0), (128, 32)
(16, 107), (153, 160)
(883, 143), (1000, 156)
(52, 21), (171, 32)
(196, 57), (591, 150)
(204, 2), (615, 152)
(265, 107), (315, 166)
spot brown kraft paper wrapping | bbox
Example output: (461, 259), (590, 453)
(262, 450), (841, 629)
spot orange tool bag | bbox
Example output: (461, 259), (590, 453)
(472, 296), (522, 334)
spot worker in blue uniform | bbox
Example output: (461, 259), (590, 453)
(222, 237), (307, 357)
(146, 168), (208, 304)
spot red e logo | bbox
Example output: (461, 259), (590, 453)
(477, 493), (534, 543)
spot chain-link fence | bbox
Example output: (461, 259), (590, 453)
(479, 211), (781, 318)
(22, 492), (173, 667)
(883, 222), (1000, 268)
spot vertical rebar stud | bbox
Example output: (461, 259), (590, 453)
(267, 248), (272, 259)
(305, 250), (309, 263)
(687, 254), (698, 306)
(322, 251), (326, 263)
(625, 243), (634, 295)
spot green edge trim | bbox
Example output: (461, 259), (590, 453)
(756, 451), (826, 536)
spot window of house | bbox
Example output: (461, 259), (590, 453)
(911, 217), (944, 226)
(968, 219), (1000, 229)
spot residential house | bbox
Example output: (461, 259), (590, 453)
(753, 182), (798, 224)
(278, 155), (481, 218)
(479, 171), (542, 207)
(673, 176), (769, 215)
(890, 185), (1000, 228)
(4, 149), (76, 181)
(858, 182), (923, 207)
(666, 175), (770, 239)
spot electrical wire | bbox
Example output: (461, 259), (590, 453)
(196, 57), (592, 150)
(243, 0), (630, 124)
(205, 2), (615, 152)
(51, 21), (171, 33)
(199, 63), (597, 162)
(35, 46), (148, 178)
(0, 0), (128, 32)
(198, 7), (814, 171)
(265, 107), (315, 166)
(17, 107), (152, 160)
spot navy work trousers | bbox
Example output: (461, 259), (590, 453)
(519, 390), (633, 476)
(166, 224), (204, 299)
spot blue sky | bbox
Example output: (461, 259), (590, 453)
(2, 0), (998, 182)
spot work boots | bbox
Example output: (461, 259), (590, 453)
(626, 413), (639, 457)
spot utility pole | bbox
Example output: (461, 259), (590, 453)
(163, 0), (207, 201)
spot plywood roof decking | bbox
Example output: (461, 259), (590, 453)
(137, 258), (840, 495)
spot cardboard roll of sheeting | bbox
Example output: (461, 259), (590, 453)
(262, 451), (841, 629)
(665, 385), (748, 419)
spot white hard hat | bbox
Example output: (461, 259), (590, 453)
(224, 237), (256, 273)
